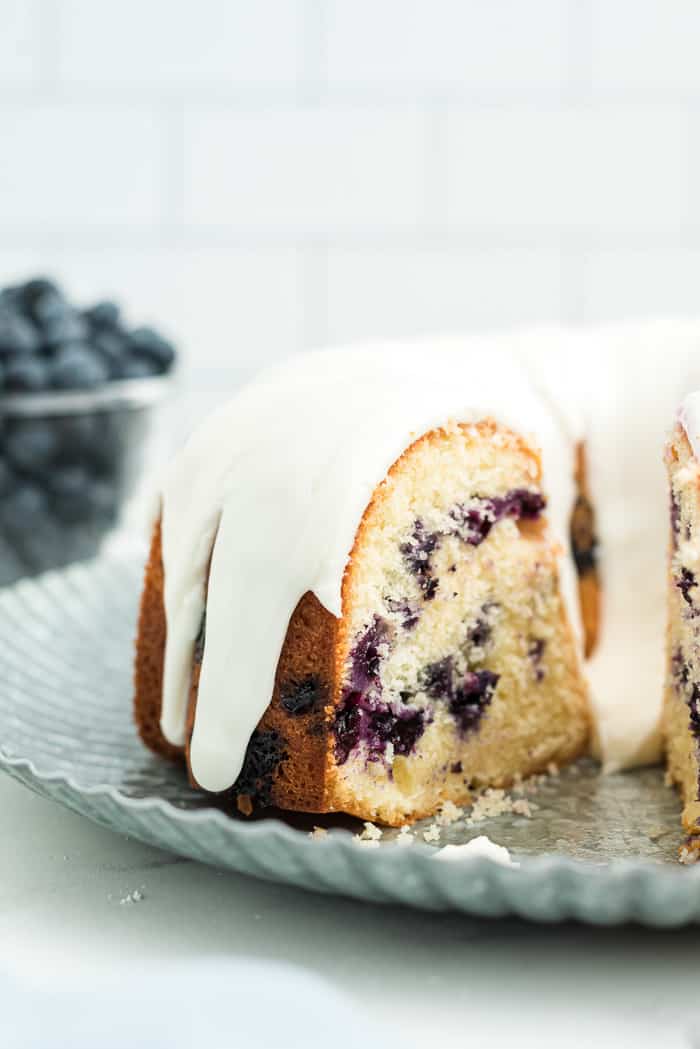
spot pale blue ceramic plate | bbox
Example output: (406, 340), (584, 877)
(1, 552), (699, 926)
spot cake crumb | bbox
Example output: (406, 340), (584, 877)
(423, 823), (441, 843)
(466, 788), (513, 825)
(679, 845), (698, 865)
(547, 762), (559, 778)
(119, 889), (145, 906)
(395, 825), (415, 847)
(436, 800), (463, 826)
(354, 821), (383, 847)
(309, 826), (328, 840)
(434, 836), (519, 868)
(360, 821), (382, 841)
(512, 798), (533, 818)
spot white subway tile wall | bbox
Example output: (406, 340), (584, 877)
(182, 108), (428, 234)
(57, 0), (302, 89)
(324, 0), (571, 97)
(0, 0), (39, 83)
(0, 0), (698, 389)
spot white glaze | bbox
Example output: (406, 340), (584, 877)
(520, 321), (700, 770)
(680, 390), (700, 459)
(158, 323), (700, 789)
(158, 339), (580, 793)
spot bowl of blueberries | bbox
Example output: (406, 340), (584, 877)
(0, 277), (176, 585)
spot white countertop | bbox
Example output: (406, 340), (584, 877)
(2, 771), (700, 1048)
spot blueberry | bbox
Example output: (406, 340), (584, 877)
(231, 730), (286, 807)
(450, 669), (499, 733)
(32, 287), (72, 327)
(83, 300), (120, 330)
(671, 493), (681, 551)
(91, 329), (127, 374)
(677, 568), (697, 607)
(3, 354), (49, 392)
(450, 503), (495, 547)
(672, 647), (690, 689)
(0, 482), (47, 534)
(20, 277), (60, 311)
(365, 706), (424, 760)
(53, 413), (101, 458)
(468, 615), (492, 649)
(86, 422), (122, 474)
(112, 353), (154, 381)
(84, 479), (117, 520)
(386, 597), (420, 630)
(528, 638), (546, 681)
(423, 577), (439, 600)
(451, 489), (547, 549)
(500, 488), (546, 519)
(47, 465), (91, 523)
(333, 702), (362, 764)
(281, 675), (325, 715)
(401, 519), (441, 598)
(0, 456), (16, 497)
(48, 469), (115, 525)
(0, 286), (23, 313)
(50, 343), (109, 389)
(4, 419), (58, 474)
(529, 638), (546, 662)
(689, 684), (700, 735)
(332, 696), (425, 765)
(0, 309), (41, 356)
(349, 616), (390, 692)
(421, 656), (498, 731)
(42, 312), (89, 347)
(128, 326), (176, 372)
(422, 657), (454, 700)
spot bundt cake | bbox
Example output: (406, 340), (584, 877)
(134, 325), (700, 830)
(134, 341), (594, 825)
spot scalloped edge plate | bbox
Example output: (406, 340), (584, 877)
(1, 552), (700, 926)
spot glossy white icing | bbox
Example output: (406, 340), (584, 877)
(521, 321), (700, 770)
(158, 339), (581, 793)
(157, 323), (700, 789)
(680, 390), (700, 459)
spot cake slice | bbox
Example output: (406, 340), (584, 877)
(136, 412), (591, 825)
(664, 398), (700, 846)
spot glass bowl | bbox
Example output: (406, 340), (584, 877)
(0, 376), (172, 584)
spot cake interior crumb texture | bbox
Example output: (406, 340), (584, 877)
(664, 426), (700, 838)
(327, 421), (590, 824)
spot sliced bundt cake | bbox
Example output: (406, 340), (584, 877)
(135, 342), (593, 825)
